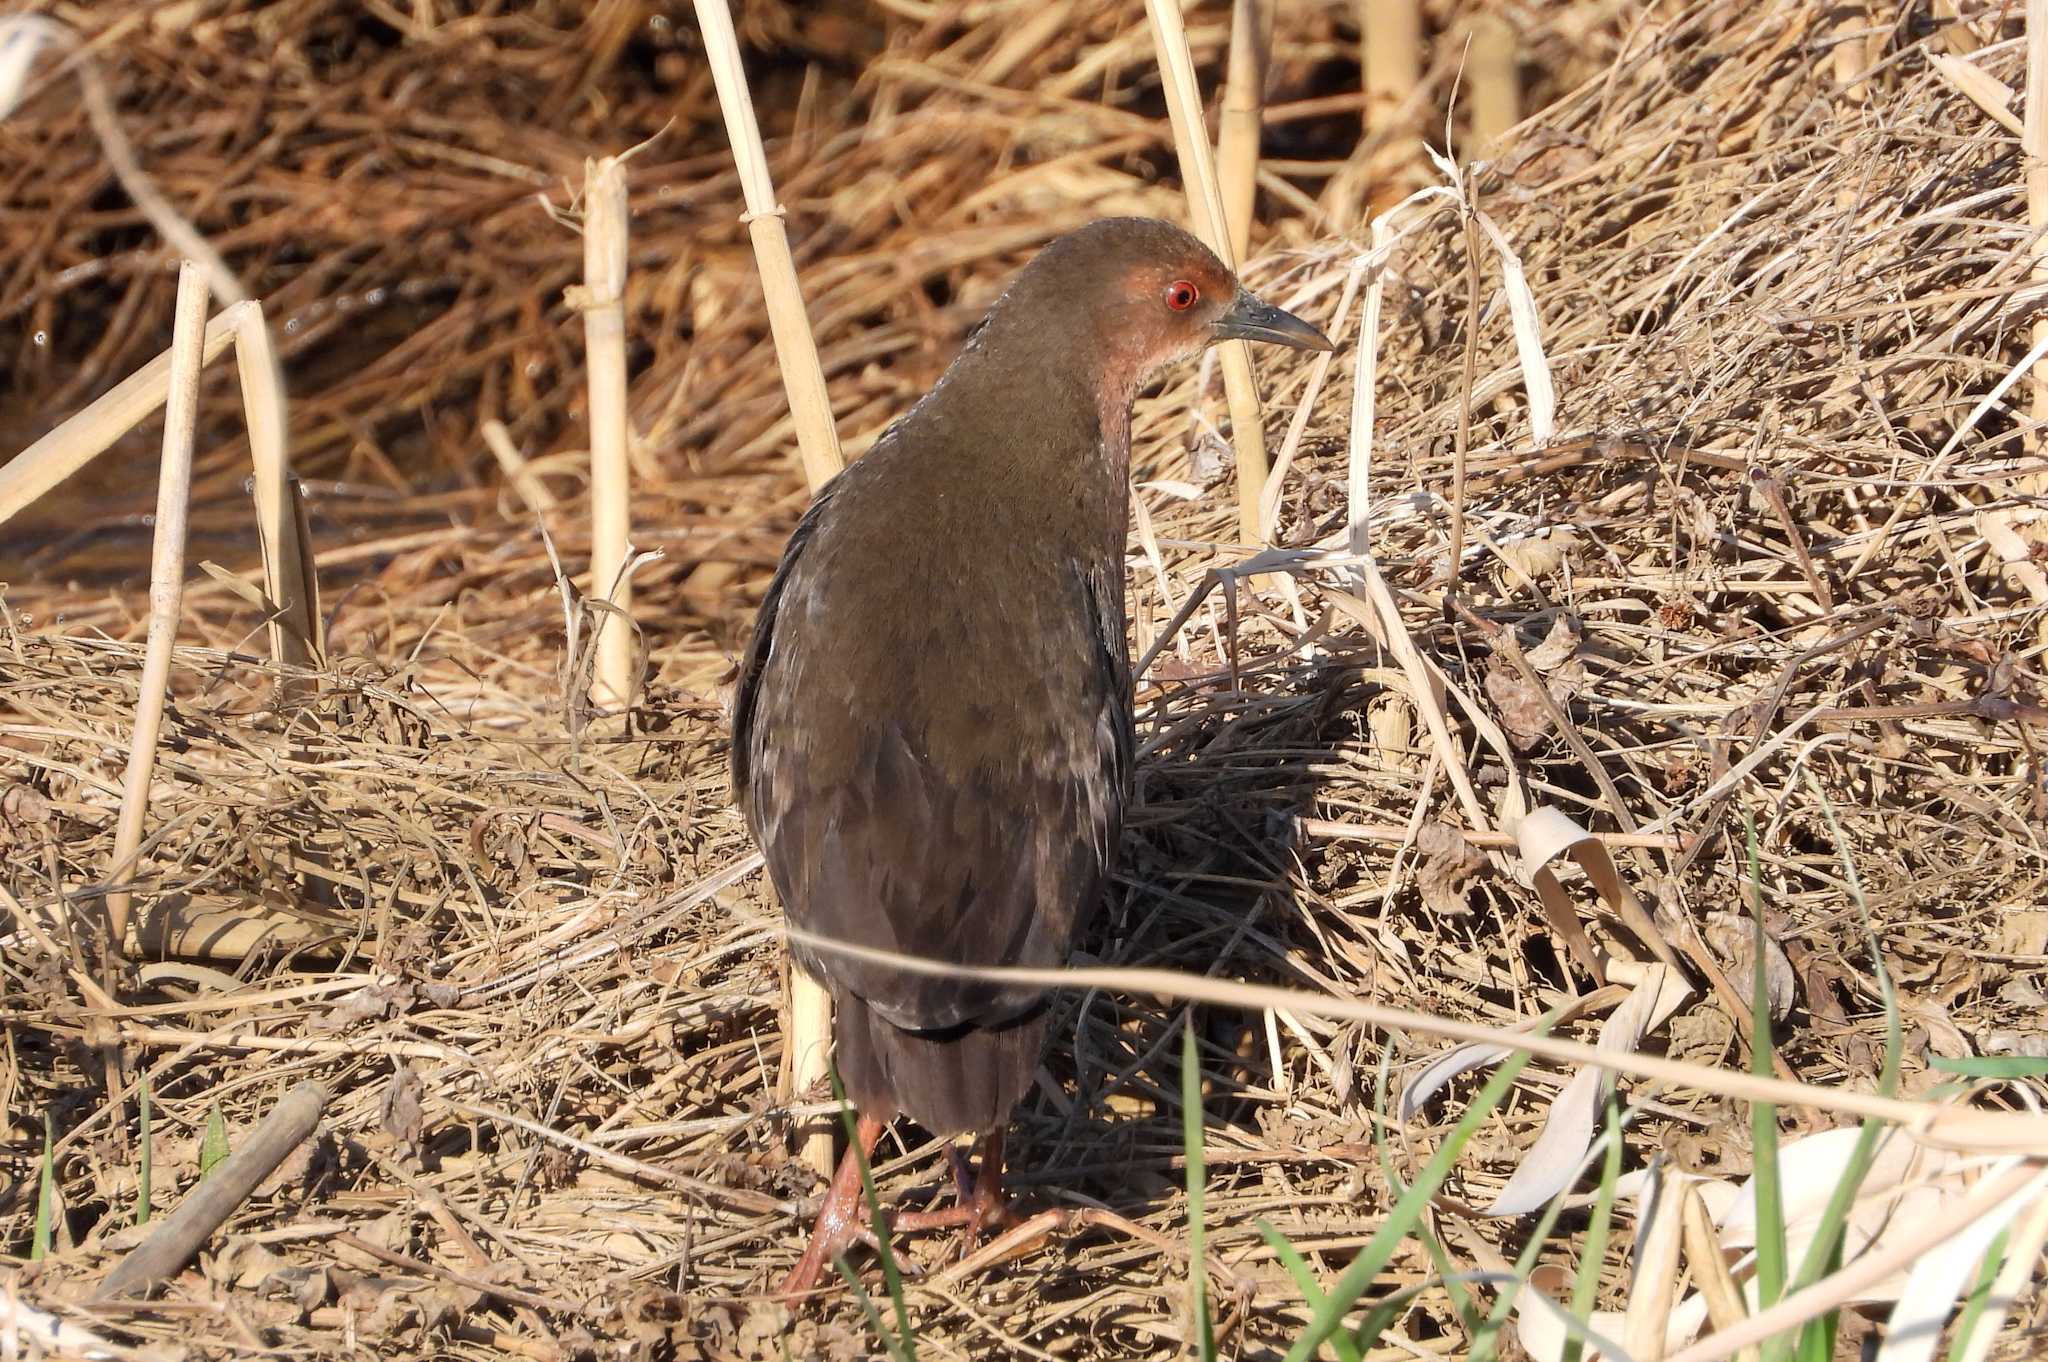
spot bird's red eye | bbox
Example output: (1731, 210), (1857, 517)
(1165, 279), (1200, 312)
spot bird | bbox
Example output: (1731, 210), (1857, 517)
(731, 216), (1332, 1298)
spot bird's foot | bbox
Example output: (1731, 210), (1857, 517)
(776, 1115), (886, 1304)
(889, 1128), (1020, 1263)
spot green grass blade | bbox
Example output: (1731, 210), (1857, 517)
(833, 1257), (916, 1362)
(1744, 812), (1788, 1362)
(200, 1101), (230, 1178)
(1183, 1016), (1215, 1360)
(1282, 1007), (1564, 1362)
(1562, 1094), (1624, 1362)
(1349, 1280), (1434, 1351)
(1372, 1052), (1477, 1332)
(1928, 1055), (2048, 1078)
(1470, 1120), (1626, 1362)
(137, 1067), (153, 1227)
(1254, 1220), (1363, 1362)
(1946, 1226), (2011, 1362)
(31, 1112), (56, 1260)
(827, 1067), (913, 1357)
(1788, 774), (1905, 1361)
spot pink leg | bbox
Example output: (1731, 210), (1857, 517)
(776, 1114), (886, 1302)
(890, 1128), (1019, 1250)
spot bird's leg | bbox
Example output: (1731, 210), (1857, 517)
(890, 1128), (1019, 1257)
(776, 1113), (887, 1303)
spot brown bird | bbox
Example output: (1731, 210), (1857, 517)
(732, 217), (1332, 1297)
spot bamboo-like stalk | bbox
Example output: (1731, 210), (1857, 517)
(1143, 0), (1271, 545)
(232, 305), (318, 689)
(1217, 0), (1267, 264)
(693, 0), (846, 1178)
(0, 303), (252, 526)
(2028, 0), (2048, 431)
(692, 0), (844, 494)
(1833, 0), (1871, 103)
(1361, 0), (1422, 219)
(579, 154), (636, 712)
(1466, 13), (1519, 156)
(105, 261), (210, 956)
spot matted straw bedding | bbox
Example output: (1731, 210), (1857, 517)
(4, 2), (2047, 1359)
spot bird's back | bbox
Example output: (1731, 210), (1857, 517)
(732, 406), (1133, 1134)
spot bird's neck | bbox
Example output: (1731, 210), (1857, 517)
(928, 334), (1136, 491)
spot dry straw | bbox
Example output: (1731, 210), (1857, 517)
(1145, 0), (1273, 544)
(8, 4), (2048, 1359)
(692, 0), (847, 1179)
(103, 263), (211, 953)
(576, 153), (637, 711)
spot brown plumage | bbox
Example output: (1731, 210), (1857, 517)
(731, 217), (1331, 1297)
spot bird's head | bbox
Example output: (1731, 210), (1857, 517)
(992, 217), (1333, 396)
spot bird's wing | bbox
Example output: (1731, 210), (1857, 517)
(741, 547), (1131, 1034)
(730, 483), (838, 808)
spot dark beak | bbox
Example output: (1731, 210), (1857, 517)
(1213, 289), (1334, 352)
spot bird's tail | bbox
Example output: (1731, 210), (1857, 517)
(832, 990), (1049, 1137)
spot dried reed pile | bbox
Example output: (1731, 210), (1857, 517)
(4, 1), (2047, 1360)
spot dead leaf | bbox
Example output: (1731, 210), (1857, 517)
(1997, 910), (2048, 958)
(1702, 912), (1796, 1022)
(1523, 612), (1583, 672)
(380, 1061), (426, 1158)
(1486, 662), (1555, 750)
(1415, 823), (1487, 915)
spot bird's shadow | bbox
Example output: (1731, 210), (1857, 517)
(1008, 619), (1403, 1259)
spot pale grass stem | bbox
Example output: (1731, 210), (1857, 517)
(232, 303), (318, 689)
(775, 922), (2048, 1154)
(0, 303), (250, 526)
(1144, 0), (1271, 546)
(693, 0), (846, 1177)
(482, 418), (560, 516)
(105, 261), (210, 955)
(1217, 0), (1266, 265)
(578, 153), (636, 712)
(691, 0), (843, 495)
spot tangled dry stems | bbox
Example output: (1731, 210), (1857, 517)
(3, 1), (2047, 1358)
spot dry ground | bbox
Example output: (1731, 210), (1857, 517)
(3, 2), (2047, 1359)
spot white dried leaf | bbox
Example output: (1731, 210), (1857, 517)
(0, 18), (63, 122)
(1475, 208), (1556, 445)
(1487, 964), (1692, 1216)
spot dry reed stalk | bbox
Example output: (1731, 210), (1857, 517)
(1218, 0), (1267, 264)
(97, 1081), (327, 1300)
(2028, 0), (2048, 434)
(104, 261), (210, 955)
(231, 306), (318, 687)
(1832, 0), (1872, 102)
(482, 418), (559, 515)
(1144, 0), (1272, 545)
(691, 0), (844, 494)
(693, 0), (845, 1177)
(1361, 0), (1422, 219)
(1466, 12), (1519, 155)
(577, 153), (636, 712)
(0, 303), (252, 526)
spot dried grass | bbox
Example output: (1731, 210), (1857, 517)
(4, 2), (2047, 1359)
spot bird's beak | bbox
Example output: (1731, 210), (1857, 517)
(1212, 289), (1334, 351)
